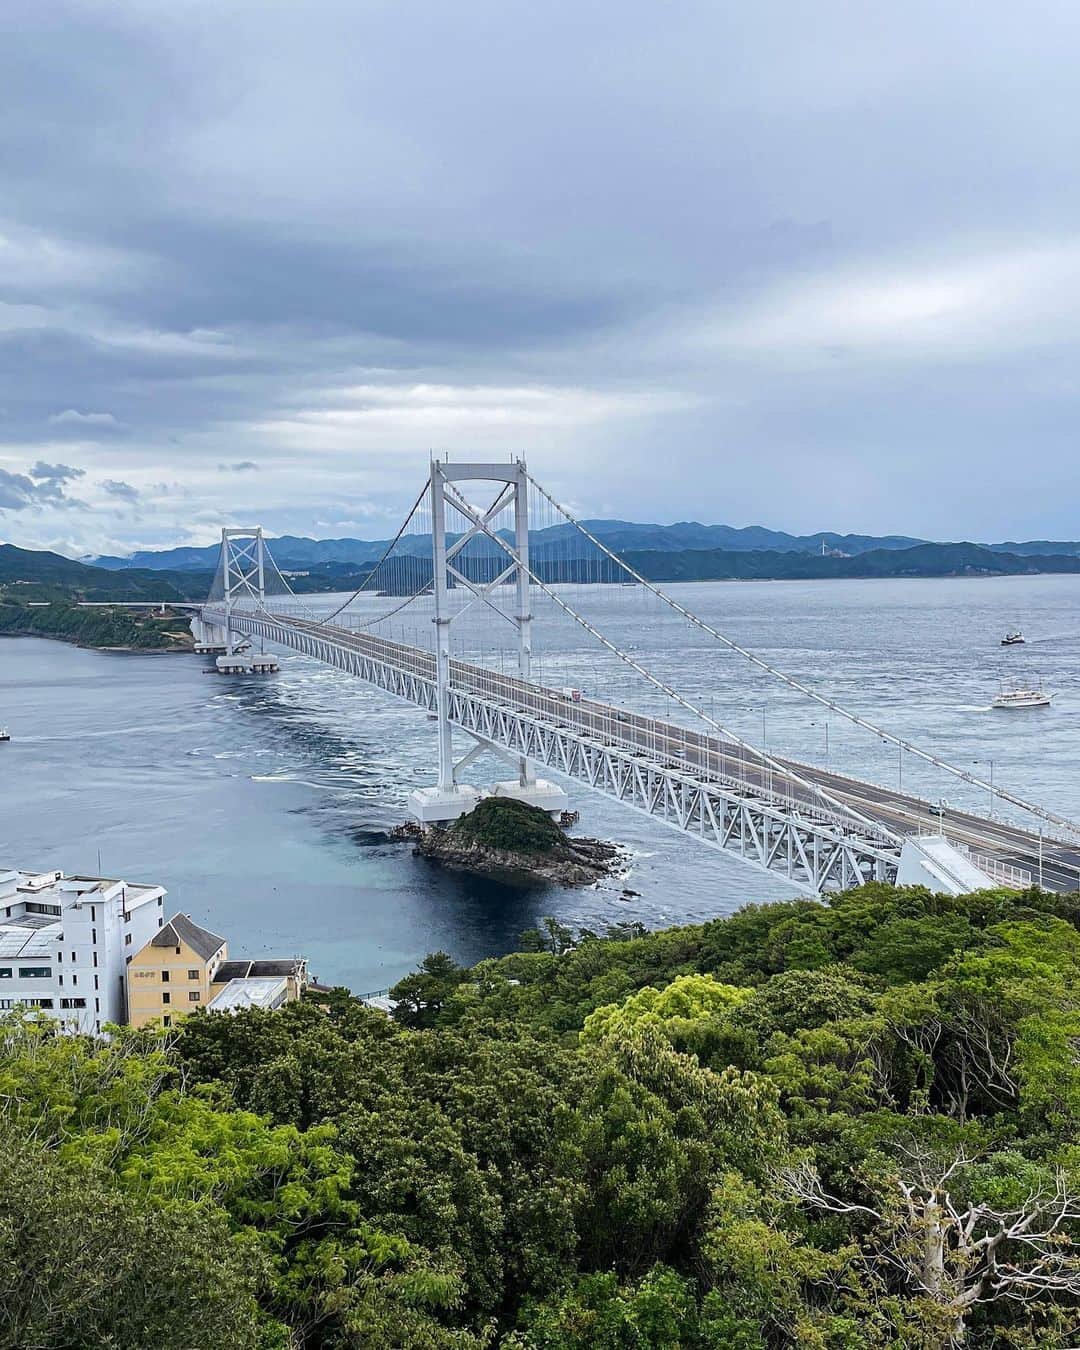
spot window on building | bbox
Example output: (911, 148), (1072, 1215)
(124, 934), (132, 946)
(94, 974), (99, 990)
(71, 975), (77, 987)
(158, 917), (163, 927)
(188, 969), (199, 980)
(92, 928), (97, 943)
(58, 974), (63, 987)
(18, 967), (50, 979)
(56, 952), (62, 962)
(162, 992), (171, 1005)
(95, 997), (100, 1012)
(0, 999), (12, 1011)
(0, 969), (10, 980)
(70, 951), (75, 962)
(162, 1015), (171, 1028)
(24, 998), (53, 1009)
(92, 952), (98, 968)
(161, 970), (169, 982)
(188, 991), (201, 1003)
(59, 998), (87, 1010)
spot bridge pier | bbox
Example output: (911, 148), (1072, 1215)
(212, 652), (279, 674)
(489, 778), (569, 815)
(407, 777), (569, 827)
(190, 615), (232, 653)
(407, 784), (484, 826)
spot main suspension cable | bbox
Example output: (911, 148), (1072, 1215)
(320, 477), (433, 623)
(527, 471), (1080, 840)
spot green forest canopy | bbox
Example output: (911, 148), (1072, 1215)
(5, 881), (1080, 1347)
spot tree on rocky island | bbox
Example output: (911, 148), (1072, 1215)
(450, 797), (565, 855)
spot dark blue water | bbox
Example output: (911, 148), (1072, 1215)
(4, 574), (1080, 989)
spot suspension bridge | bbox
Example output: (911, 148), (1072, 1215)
(191, 460), (1080, 896)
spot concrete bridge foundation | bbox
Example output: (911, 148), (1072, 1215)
(191, 615), (233, 653)
(407, 777), (569, 828)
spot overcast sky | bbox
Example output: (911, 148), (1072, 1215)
(2, 0), (1080, 556)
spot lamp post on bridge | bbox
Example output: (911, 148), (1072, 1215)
(884, 738), (903, 791)
(1038, 824), (1044, 889)
(972, 758), (995, 817)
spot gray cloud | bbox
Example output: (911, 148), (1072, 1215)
(100, 478), (139, 501)
(48, 409), (121, 429)
(2, 1), (1080, 552)
(29, 461), (85, 483)
(0, 466), (83, 511)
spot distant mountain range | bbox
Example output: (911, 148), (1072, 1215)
(86, 520), (1080, 573)
(4, 527), (1080, 609)
(618, 541), (1080, 583)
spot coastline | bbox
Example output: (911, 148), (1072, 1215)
(0, 627), (192, 655)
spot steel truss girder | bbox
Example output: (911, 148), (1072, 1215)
(205, 605), (900, 894)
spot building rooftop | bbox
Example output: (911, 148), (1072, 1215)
(150, 913), (226, 961)
(0, 919), (62, 958)
(213, 958), (306, 982)
(0, 866), (164, 909)
(207, 976), (288, 1013)
(361, 994), (398, 1014)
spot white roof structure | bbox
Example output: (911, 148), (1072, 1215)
(896, 835), (1000, 892)
(361, 994), (398, 1014)
(0, 919), (61, 958)
(207, 976), (289, 1013)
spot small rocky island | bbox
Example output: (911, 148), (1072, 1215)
(394, 796), (627, 886)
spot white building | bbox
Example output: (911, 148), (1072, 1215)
(0, 867), (166, 1035)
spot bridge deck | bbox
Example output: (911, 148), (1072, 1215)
(214, 609), (1079, 892)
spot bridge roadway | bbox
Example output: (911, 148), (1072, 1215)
(216, 609), (1080, 892)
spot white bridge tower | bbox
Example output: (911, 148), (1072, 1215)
(407, 460), (568, 825)
(209, 527), (278, 674)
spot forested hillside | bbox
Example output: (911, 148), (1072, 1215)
(0, 598), (193, 649)
(0, 543), (209, 600)
(4, 881), (1080, 1347)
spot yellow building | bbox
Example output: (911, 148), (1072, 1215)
(128, 912), (227, 1029)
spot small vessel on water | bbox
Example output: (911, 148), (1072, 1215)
(992, 685), (1052, 710)
(0, 727), (9, 742)
(1000, 631), (1025, 646)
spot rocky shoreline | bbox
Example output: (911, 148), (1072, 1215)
(391, 819), (628, 887)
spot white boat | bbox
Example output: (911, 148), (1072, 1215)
(992, 686), (1052, 709)
(0, 727), (9, 742)
(1000, 631), (1025, 646)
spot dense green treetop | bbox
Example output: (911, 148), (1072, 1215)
(449, 797), (567, 855)
(4, 880), (1080, 1347)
